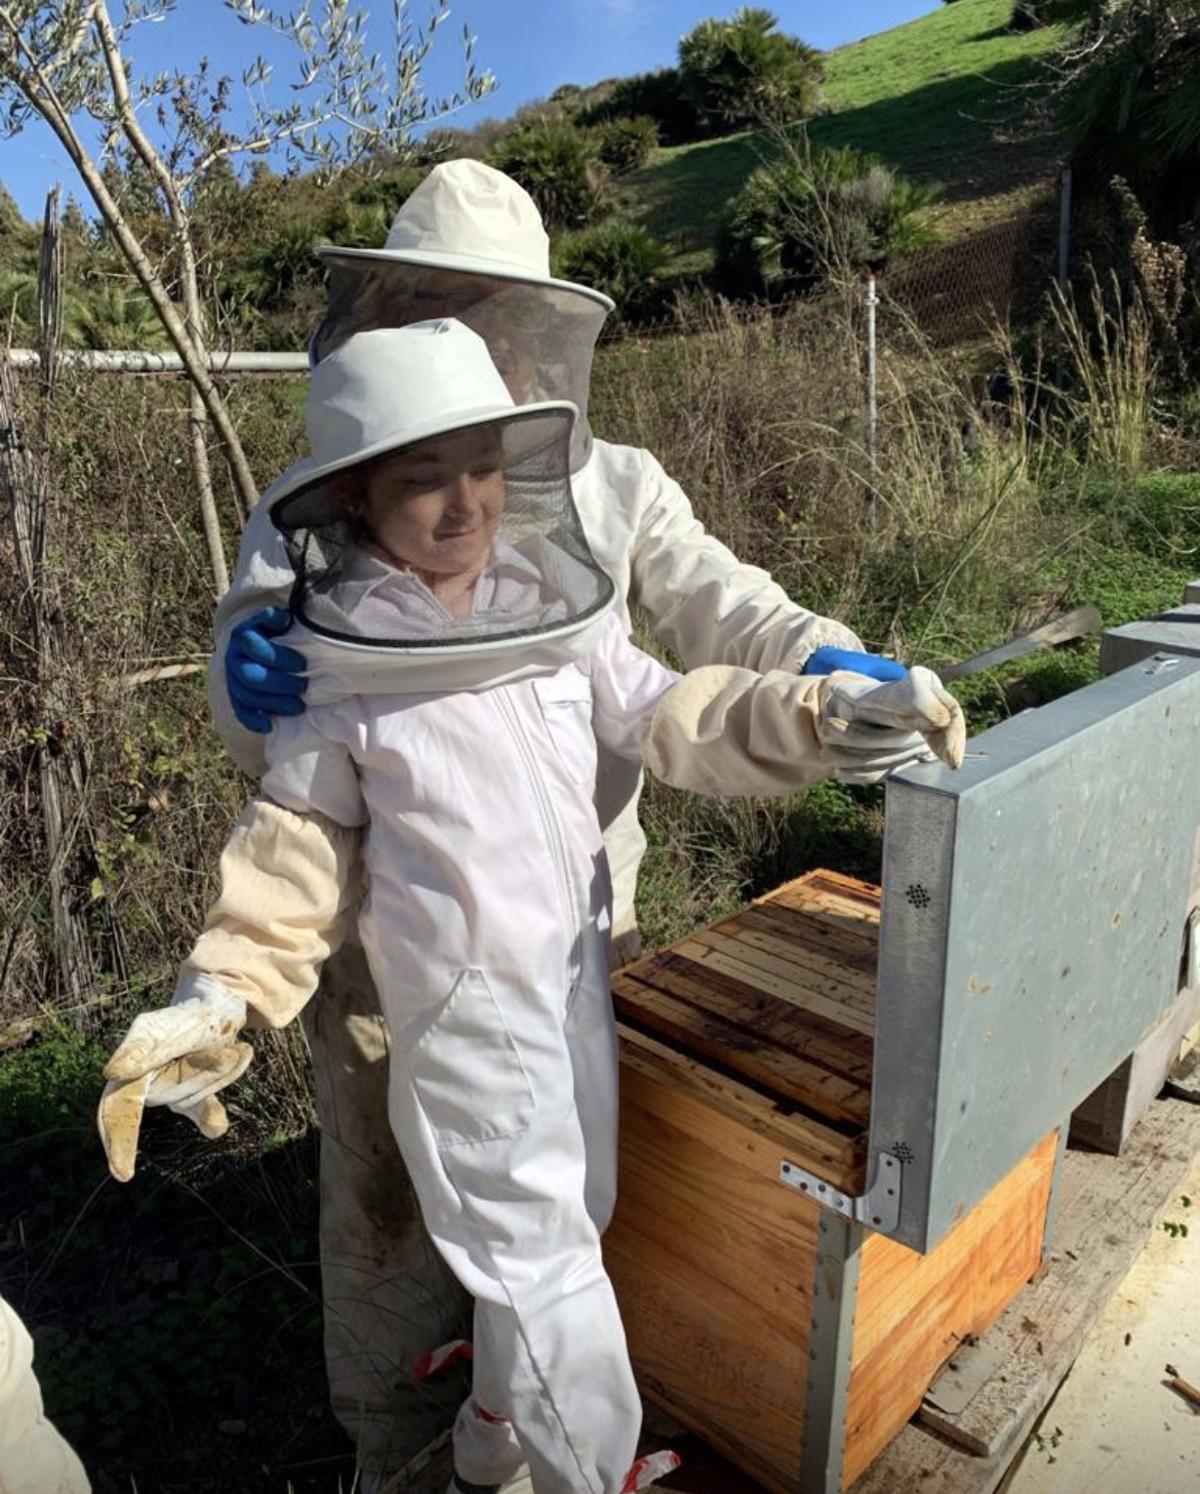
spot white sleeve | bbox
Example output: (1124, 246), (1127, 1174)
(260, 704), (367, 829)
(208, 494), (298, 777)
(584, 613), (682, 763)
(627, 449), (864, 673)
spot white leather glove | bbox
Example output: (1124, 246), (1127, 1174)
(97, 975), (252, 1183)
(816, 666), (967, 784)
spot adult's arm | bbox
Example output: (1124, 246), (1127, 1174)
(623, 446), (865, 673)
(586, 615), (964, 792)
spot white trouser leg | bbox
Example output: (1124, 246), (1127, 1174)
(388, 969), (639, 1494)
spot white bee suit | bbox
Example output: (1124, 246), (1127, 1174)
(167, 616), (936, 1491)
(208, 416), (864, 1481)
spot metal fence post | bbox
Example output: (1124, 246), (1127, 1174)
(1057, 165), (1072, 291)
(865, 274), (878, 532)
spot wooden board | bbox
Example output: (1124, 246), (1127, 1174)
(841, 1131), (1059, 1488)
(849, 1095), (1200, 1494)
(614, 871), (879, 1185)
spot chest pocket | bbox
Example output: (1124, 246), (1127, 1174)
(532, 669), (596, 787)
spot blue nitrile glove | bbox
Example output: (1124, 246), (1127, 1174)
(224, 606), (307, 734)
(802, 646), (909, 682)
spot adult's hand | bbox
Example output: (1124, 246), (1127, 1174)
(98, 985), (251, 1183)
(816, 666), (967, 783)
(803, 646), (908, 682)
(225, 607), (307, 734)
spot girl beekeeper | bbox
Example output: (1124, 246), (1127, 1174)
(98, 319), (965, 1494)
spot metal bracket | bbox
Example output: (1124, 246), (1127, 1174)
(778, 1151), (902, 1233)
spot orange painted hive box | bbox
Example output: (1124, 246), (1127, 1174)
(605, 871), (1059, 1494)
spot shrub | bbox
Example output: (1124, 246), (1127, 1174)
(489, 118), (607, 230)
(67, 284), (170, 349)
(551, 220), (669, 321)
(678, 7), (824, 136)
(597, 116), (659, 176)
(579, 68), (702, 147)
(716, 146), (936, 298)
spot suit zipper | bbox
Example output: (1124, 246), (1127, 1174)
(493, 690), (583, 1003)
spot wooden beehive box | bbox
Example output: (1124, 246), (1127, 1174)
(605, 871), (1059, 1494)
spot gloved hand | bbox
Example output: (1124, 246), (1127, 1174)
(816, 665), (967, 784)
(225, 607), (307, 734)
(803, 646), (909, 682)
(98, 981), (252, 1183)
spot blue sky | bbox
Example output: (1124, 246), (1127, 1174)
(1, 1), (939, 219)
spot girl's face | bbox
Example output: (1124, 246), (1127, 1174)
(362, 426), (505, 577)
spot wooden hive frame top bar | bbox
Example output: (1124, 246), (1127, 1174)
(614, 871), (880, 1195)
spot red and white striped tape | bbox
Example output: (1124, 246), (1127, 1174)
(621, 1450), (682, 1491)
(412, 1337), (474, 1383)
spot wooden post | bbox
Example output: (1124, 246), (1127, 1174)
(0, 188), (106, 1021)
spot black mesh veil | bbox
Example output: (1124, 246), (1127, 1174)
(270, 407), (614, 652)
(311, 261), (608, 473)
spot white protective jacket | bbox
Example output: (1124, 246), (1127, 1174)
(212, 438), (863, 934)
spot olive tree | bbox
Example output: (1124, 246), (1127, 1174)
(0, 0), (492, 592)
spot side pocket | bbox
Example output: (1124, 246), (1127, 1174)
(410, 970), (535, 1149)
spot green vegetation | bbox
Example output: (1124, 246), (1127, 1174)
(678, 6), (824, 135)
(715, 143), (937, 297)
(552, 220), (669, 320)
(624, 0), (1069, 273)
(596, 116), (660, 176)
(489, 117), (609, 229)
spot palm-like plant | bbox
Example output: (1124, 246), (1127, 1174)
(490, 119), (608, 230)
(0, 268), (38, 339)
(717, 145), (937, 298)
(68, 284), (170, 350)
(551, 220), (668, 320)
(1054, 0), (1200, 162)
(678, 7), (823, 135)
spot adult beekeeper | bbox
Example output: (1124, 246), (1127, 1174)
(98, 321), (965, 1494)
(204, 163), (950, 1479)
(0, 1294), (91, 1494)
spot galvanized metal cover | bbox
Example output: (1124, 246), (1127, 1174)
(873, 655), (1200, 1252)
(1101, 603), (1200, 674)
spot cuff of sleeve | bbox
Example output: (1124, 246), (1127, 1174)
(171, 970), (248, 1030)
(788, 620), (866, 673)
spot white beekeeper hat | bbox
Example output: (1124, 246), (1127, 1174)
(264, 319), (615, 697)
(314, 159), (613, 313)
(310, 162), (613, 473)
(269, 318), (575, 525)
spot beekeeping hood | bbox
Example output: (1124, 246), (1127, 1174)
(266, 320), (614, 702)
(310, 160), (613, 473)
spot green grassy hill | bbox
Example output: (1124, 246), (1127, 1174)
(620, 0), (1069, 275)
